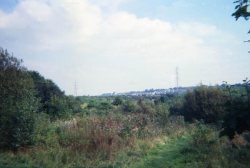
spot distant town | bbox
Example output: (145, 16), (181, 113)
(101, 87), (194, 97)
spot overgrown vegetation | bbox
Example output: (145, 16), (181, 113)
(0, 48), (38, 151)
(0, 48), (250, 167)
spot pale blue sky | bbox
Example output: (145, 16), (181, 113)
(0, 0), (249, 95)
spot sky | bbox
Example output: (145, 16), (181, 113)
(0, 0), (249, 95)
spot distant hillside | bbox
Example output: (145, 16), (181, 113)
(101, 87), (194, 97)
(101, 83), (250, 97)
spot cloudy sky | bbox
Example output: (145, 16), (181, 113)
(0, 0), (249, 95)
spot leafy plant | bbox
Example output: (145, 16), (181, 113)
(0, 48), (38, 151)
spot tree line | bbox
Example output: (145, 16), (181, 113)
(0, 48), (82, 151)
(1, 47), (249, 152)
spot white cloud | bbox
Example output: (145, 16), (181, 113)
(0, 0), (246, 95)
(89, 0), (134, 11)
(0, 0), (102, 51)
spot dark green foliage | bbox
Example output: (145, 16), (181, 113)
(137, 99), (156, 115)
(0, 48), (38, 150)
(221, 81), (250, 138)
(29, 71), (65, 118)
(122, 100), (138, 112)
(29, 71), (82, 119)
(112, 96), (123, 106)
(232, 0), (250, 20)
(232, 0), (250, 51)
(87, 99), (99, 108)
(243, 78), (250, 104)
(86, 99), (112, 113)
(169, 96), (184, 116)
(46, 95), (70, 119)
(29, 71), (64, 99)
(99, 102), (112, 110)
(183, 86), (227, 123)
(66, 96), (83, 114)
(167, 83), (250, 138)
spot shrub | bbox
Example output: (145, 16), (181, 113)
(122, 100), (138, 113)
(183, 86), (227, 123)
(112, 96), (123, 106)
(57, 116), (125, 160)
(0, 48), (38, 150)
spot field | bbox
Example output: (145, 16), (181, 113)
(1, 92), (250, 168)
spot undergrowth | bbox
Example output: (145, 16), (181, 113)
(0, 116), (249, 168)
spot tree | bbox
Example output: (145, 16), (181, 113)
(220, 80), (250, 138)
(29, 71), (73, 119)
(232, 0), (250, 49)
(122, 100), (137, 113)
(0, 48), (38, 150)
(112, 96), (123, 105)
(183, 86), (227, 123)
(232, 0), (250, 21)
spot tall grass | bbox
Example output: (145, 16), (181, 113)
(0, 111), (170, 167)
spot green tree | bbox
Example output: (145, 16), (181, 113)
(232, 0), (250, 20)
(112, 96), (123, 106)
(183, 86), (226, 123)
(220, 80), (250, 138)
(0, 48), (38, 150)
(232, 0), (250, 49)
(29, 71), (72, 119)
(122, 100), (137, 113)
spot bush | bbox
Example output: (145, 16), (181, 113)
(112, 96), (123, 106)
(183, 86), (227, 123)
(30, 71), (76, 120)
(122, 100), (138, 113)
(0, 48), (38, 150)
(220, 81), (250, 138)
